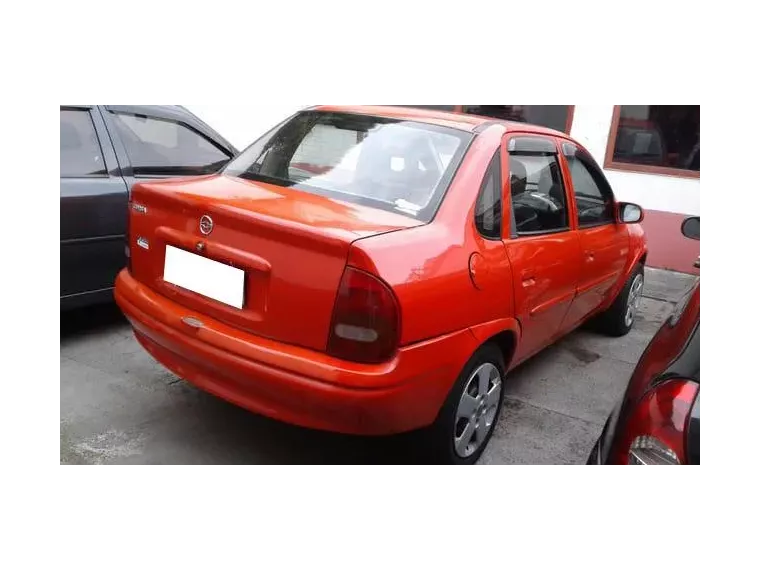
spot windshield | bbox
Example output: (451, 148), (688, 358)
(224, 111), (472, 221)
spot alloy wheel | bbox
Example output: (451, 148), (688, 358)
(454, 363), (503, 458)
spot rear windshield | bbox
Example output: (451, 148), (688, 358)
(224, 111), (473, 221)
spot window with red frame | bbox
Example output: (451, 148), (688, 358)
(606, 105), (699, 176)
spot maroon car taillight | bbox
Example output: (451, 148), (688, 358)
(327, 267), (400, 364)
(125, 202), (134, 273)
(614, 379), (699, 465)
(126, 201), (150, 273)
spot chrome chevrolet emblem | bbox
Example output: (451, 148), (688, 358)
(199, 215), (214, 236)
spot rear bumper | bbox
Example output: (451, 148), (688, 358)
(115, 270), (477, 435)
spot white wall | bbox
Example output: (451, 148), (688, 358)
(187, 105), (308, 151)
(570, 105), (700, 216)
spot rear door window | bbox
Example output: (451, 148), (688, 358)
(110, 112), (233, 176)
(509, 154), (568, 234)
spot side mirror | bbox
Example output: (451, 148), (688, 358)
(682, 216), (700, 241)
(619, 202), (644, 224)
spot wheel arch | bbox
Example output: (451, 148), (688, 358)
(488, 329), (518, 370)
(602, 244), (648, 313)
(468, 318), (521, 371)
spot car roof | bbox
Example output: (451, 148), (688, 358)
(312, 105), (568, 138)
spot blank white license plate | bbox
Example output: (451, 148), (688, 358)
(163, 245), (245, 309)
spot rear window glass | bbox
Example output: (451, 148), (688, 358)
(224, 111), (472, 221)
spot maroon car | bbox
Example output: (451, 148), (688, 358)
(589, 216), (700, 465)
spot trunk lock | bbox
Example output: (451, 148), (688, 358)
(195, 242), (206, 253)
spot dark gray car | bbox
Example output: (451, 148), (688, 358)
(60, 105), (237, 310)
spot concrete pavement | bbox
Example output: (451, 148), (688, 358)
(60, 268), (696, 464)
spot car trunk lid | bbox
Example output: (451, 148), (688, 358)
(128, 174), (422, 351)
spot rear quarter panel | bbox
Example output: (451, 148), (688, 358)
(349, 223), (514, 346)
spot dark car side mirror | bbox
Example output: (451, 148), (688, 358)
(682, 216), (700, 241)
(619, 202), (644, 224)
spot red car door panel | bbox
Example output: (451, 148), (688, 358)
(506, 234), (580, 364)
(580, 225), (629, 293)
(503, 135), (581, 365)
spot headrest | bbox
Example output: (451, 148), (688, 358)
(510, 157), (527, 194)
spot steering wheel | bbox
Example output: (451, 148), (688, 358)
(527, 192), (561, 212)
(513, 192), (559, 214)
(578, 205), (603, 221)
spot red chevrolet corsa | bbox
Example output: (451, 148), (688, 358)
(115, 106), (647, 464)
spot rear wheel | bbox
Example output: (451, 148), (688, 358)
(425, 344), (506, 465)
(595, 264), (645, 337)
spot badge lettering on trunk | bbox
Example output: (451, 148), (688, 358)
(200, 215), (214, 236)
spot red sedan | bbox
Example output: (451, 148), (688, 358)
(115, 105), (647, 464)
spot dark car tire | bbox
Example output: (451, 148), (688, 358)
(586, 440), (601, 465)
(594, 264), (645, 337)
(423, 343), (506, 465)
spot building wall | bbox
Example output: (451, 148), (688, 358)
(571, 105), (700, 274)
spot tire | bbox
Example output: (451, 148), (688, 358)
(586, 440), (601, 465)
(424, 343), (506, 465)
(594, 264), (645, 337)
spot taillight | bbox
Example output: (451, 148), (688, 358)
(614, 379), (699, 465)
(327, 267), (400, 364)
(125, 202), (133, 273)
(126, 201), (147, 273)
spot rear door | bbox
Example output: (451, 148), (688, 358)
(60, 106), (128, 301)
(503, 135), (581, 364)
(559, 143), (629, 330)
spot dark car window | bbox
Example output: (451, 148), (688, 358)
(224, 111), (472, 222)
(475, 151), (502, 239)
(565, 149), (616, 227)
(111, 112), (232, 176)
(400, 106), (458, 112)
(60, 108), (107, 178)
(509, 151), (568, 235)
(463, 106), (572, 133)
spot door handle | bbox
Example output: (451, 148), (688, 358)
(585, 251), (595, 261)
(522, 277), (536, 288)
